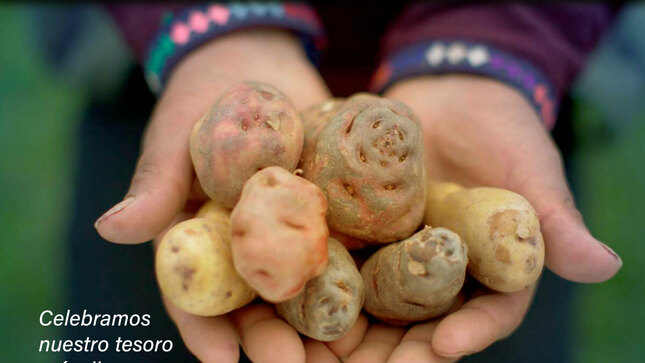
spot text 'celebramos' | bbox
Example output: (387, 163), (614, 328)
(39, 309), (151, 327)
(38, 310), (174, 354)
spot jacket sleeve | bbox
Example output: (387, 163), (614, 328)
(103, 3), (325, 95)
(371, 3), (622, 128)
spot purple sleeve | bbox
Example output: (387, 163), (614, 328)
(372, 3), (622, 128)
(103, 3), (325, 95)
(104, 3), (188, 62)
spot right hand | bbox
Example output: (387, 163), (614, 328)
(94, 28), (333, 362)
(321, 74), (622, 362)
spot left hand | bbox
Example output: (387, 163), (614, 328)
(95, 28), (334, 363)
(305, 74), (621, 363)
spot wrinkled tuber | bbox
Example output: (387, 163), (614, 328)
(302, 94), (426, 243)
(230, 166), (329, 302)
(361, 226), (467, 324)
(276, 238), (365, 341)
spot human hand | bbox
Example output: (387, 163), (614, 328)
(94, 28), (333, 362)
(307, 74), (621, 362)
(305, 285), (535, 363)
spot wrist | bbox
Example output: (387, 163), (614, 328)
(371, 40), (557, 128)
(385, 74), (542, 132)
(159, 28), (330, 112)
(144, 3), (325, 95)
(167, 28), (311, 89)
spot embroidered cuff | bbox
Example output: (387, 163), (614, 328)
(370, 40), (558, 128)
(144, 2), (326, 95)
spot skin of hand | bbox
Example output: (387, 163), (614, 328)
(94, 28), (335, 363)
(309, 74), (621, 363)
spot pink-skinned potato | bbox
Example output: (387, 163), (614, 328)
(155, 216), (257, 316)
(190, 81), (304, 208)
(230, 166), (329, 302)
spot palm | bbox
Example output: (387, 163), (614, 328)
(335, 74), (619, 362)
(387, 75), (549, 192)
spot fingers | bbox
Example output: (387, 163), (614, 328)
(385, 295), (465, 363)
(432, 286), (534, 358)
(508, 144), (622, 283)
(535, 185), (621, 283)
(387, 322), (456, 363)
(95, 96), (197, 244)
(325, 313), (369, 358)
(304, 340), (340, 363)
(163, 297), (240, 363)
(232, 303), (306, 363)
(344, 324), (406, 363)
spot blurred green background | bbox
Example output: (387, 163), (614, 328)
(0, 4), (643, 362)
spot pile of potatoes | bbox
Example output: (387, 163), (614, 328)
(155, 81), (545, 341)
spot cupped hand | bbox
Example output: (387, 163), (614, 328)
(318, 74), (621, 362)
(309, 284), (535, 363)
(385, 74), (621, 283)
(94, 28), (333, 362)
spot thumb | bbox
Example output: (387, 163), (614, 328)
(509, 146), (622, 283)
(94, 97), (196, 244)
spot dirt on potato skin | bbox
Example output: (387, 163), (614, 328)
(190, 81), (304, 208)
(360, 226), (468, 323)
(301, 94), (427, 243)
(425, 183), (545, 292)
(276, 238), (365, 341)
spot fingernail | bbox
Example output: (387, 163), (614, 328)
(599, 242), (622, 266)
(94, 197), (135, 230)
(438, 351), (467, 359)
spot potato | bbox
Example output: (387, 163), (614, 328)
(329, 229), (371, 251)
(190, 81), (304, 208)
(301, 93), (427, 243)
(425, 181), (545, 292)
(195, 200), (231, 223)
(300, 99), (346, 135)
(299, 98), (346, 172)
(360, 226), (467, 324)
(155, 217), (256, 316)
(276, 238), (365, 341)
(231, 166), (329, 302)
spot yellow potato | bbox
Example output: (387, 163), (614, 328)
(195, 200), (231, 223)
(155, 217), (256, 316)
(425, 181), (545, 292)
